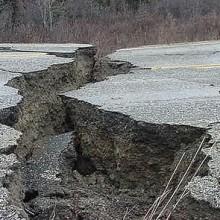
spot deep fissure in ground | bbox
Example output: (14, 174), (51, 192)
(1, 47), (220, 219)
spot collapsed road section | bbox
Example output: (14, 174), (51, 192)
(0, 41), (220, 220)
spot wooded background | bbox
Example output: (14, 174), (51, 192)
(1, 0), (220, 55)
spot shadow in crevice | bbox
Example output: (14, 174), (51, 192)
(23, 189), (39, 203)
(72, 132), (97, 176)
(0, 106), (19, 127)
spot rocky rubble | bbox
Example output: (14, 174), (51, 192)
(0, 124), (27, 220)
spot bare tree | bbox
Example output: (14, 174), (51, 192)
(48, 0), (55, 31)
(37, 0), (55, 30)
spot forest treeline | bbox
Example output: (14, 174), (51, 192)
(1, 0), (220, 55)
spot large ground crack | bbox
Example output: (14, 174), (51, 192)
(1, 46), (218, 220)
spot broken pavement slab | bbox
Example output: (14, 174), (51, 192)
(65, 41), (220, 127)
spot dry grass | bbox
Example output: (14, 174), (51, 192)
(143, 135), (220, 220)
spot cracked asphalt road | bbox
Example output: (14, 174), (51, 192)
(65, 41), (220, 128)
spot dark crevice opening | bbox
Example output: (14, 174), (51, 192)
(23, 189), (39, 203)
(77, 215), (84, 220)
(72, 132), (97, 176)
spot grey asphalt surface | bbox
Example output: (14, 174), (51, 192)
(65, 41), (220, 128)
(0, 43), (92, 53)
(109, 40), (220, 69)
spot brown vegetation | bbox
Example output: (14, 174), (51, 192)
(1, 0), (220, 56)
